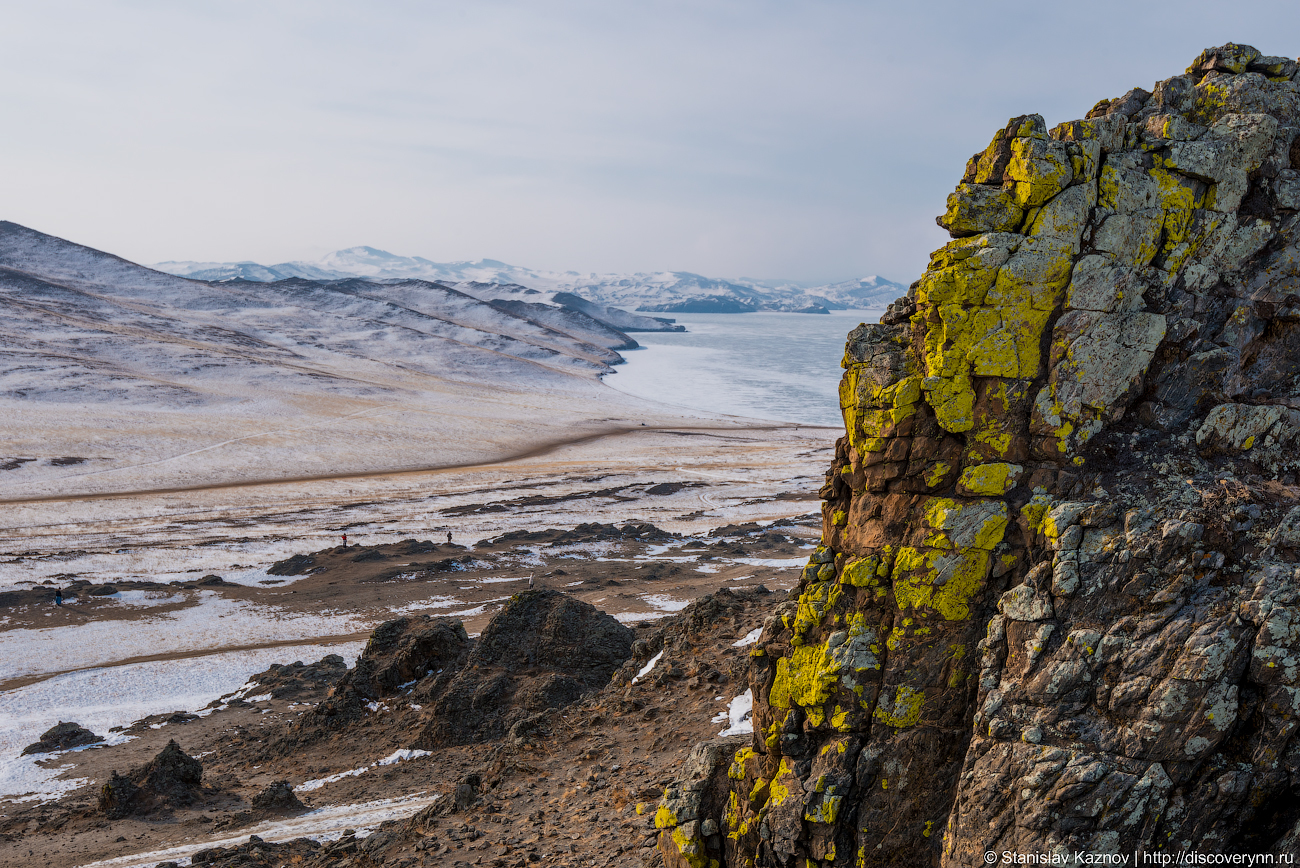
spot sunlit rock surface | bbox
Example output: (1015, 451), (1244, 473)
(659, 43), (1300, 866)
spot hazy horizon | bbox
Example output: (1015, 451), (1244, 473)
(150, 242), (900, 286)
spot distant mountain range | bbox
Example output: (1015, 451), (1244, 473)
(2, 221), (720, 497)
(154, 247), (906, 315)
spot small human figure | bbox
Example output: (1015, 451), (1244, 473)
(54, 587), (63, 606)
(446, 530), (452, 544)
(528, 573), (534, 589)
(342, 533), (348, 548)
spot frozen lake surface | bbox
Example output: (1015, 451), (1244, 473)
(604, 309), (885, 427)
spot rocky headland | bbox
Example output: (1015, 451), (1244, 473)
(653, 43), (1300, 866)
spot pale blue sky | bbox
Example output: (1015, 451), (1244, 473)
(1, 1), (1297, 283)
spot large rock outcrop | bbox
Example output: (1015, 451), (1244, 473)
(415, 589), (634, 746)
(660, 44), (1300, 866)
(99, 740), (206, 819)
(291, 616), (471, 736)
(278, 593), (633, 761)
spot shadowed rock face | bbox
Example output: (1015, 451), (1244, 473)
(416, 590), (634, 747)
(659, 44), (1300, 867)
(279, 594), (633, 756)
(292, 616), (471, 735)
(99, 740), (204, 819)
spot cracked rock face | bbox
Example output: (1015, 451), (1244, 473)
(659, 43), (1300, 867)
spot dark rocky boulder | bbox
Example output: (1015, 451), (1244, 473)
(416, 590), (634, 747)
(225, 654), (348, 703)
(98, 772), (140, 820)
(136, 740), (203, 804)
(292, 617), (470, 736)
(250, 780), (304, 813)
(266, 553), (315, 576)
(98, 740), (204, 818)
(21, 721), (102, 755)
(659, 42), (1300, 868)
(472, 589), (633, 684)
(190, 834), (323, 866)
(343, 616), (470, 700)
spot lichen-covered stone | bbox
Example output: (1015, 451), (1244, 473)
(689, 42), (1300, 868)
(1196, 402), (1300, 452)
(938, 183), (1025, 236)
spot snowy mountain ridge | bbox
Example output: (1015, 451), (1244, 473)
(155, 247), (905, 314)
(0, 221), (698, 499)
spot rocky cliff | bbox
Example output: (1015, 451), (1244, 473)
(657, 43), (1300, 866)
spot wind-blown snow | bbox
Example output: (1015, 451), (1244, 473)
(613, 612), (669, 623)
(76, 791), (442, 868)
(296, 749), (432, 792)
(642, 594), (689, 612)
(731, 557), (808, 568)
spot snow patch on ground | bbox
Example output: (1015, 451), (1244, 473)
(0, 641), (363, 803)
(0, 592), (366, 682)
(77, 791), (442, 868)
(730, 557), (808, 568)
(296, 749), (432, 792)
(394, 596), (463, 613)
(612, 611), (668, 623)
(732, 627), (763, 647)
(104, 590), (189, 608)
(631, 650), (664, 685)
(642, 594), (689, 612)
(717, 689), (754, 737)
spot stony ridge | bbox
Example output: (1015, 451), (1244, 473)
(656, 43), (1300, 866)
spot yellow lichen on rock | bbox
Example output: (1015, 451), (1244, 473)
(957, 462), (1023, 496)
(940, 183), (1025, 236)
(890, 498), (1009, 621)
(668, 825), (717, 868)
(918, 185), (1082, 434)
(1007, 135), (1073, 207)
(840, 556), (881, 588)
(873, 684), (925, 729)
(839, 328), (921, 457)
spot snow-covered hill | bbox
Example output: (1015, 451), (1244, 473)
(155, 247), (906, 315)
(0, 222), (712, 499)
